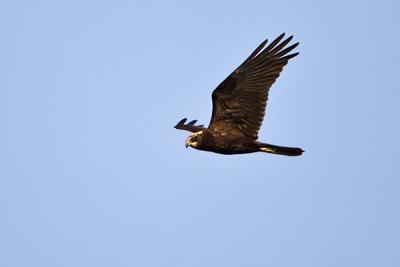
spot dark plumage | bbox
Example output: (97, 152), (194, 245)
(174, 33), (304, 156)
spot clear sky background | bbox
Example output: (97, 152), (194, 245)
(1, 0), (399, 266)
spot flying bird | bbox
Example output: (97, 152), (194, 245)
(174, 33), (304, 156)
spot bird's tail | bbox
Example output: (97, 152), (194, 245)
(258, 142), (304, 156)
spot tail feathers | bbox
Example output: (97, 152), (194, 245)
(259, 143), (304, 156)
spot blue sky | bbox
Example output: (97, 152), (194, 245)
(1, 0), (399, 266)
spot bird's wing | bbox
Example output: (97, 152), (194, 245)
(174, 118), (206, 133)
(208, 33), (299, 140)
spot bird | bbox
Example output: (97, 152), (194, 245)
(174, 33), (304, 156)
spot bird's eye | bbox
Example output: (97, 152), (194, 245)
(191, 136), (197, 142)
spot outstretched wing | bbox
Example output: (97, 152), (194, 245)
(174, 118), (206, 133)
(208, 33), (299, 140)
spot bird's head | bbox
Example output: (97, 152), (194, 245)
(185, 131), (204, 149)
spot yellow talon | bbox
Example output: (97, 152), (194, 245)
(260, 147), (276, 153)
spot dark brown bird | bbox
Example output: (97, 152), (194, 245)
(174, 33), (304, 156)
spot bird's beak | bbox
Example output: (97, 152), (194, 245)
(185, 139), (190, 148)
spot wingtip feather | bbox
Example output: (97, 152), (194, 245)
(188, 120), (197, 126)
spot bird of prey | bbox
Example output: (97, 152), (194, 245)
(174, 33), (304, 156)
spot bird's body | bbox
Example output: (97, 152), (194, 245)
(174, 33), (304, 156)
(184, 129), (257, 155)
